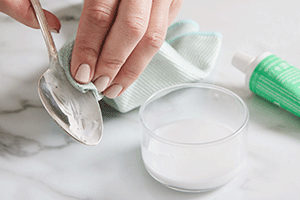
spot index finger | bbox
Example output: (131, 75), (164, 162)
(70, 0), (119, 83)
(0, 0), (60, 32)
(92, 0), (152, 93)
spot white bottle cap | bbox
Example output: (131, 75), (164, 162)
(232, 52), (255, 74)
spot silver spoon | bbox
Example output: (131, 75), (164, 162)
(30, 0), (103, 145)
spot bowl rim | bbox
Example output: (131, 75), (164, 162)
(139, 83), (249, 146)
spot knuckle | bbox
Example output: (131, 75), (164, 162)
(143, 30), (165, 49)
(24, 6), (34, 22)
(77, 44), (99, 58)
(121, 16), (147, 37)
(122, 68), (140, 81)
(102, 58), (124, 70)
(85, 3), (114, 28)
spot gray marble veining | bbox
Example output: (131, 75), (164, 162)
(0, 0), (300, 199)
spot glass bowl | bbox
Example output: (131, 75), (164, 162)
(139, 83), (249, 192)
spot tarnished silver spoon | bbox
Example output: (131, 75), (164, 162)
(30, 0), (103, 145)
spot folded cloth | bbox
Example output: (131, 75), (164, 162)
(59, 20), (222, 113)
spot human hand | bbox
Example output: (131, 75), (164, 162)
(0, 0), (61, 33)
(71, 0), (183, 98)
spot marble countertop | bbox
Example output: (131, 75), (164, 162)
(1, 0), (300, 199)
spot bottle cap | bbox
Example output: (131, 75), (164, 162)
(232, 52), (255, 74)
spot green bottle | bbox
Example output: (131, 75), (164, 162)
(232, 52), (300, 117)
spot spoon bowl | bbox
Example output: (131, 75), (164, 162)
(31, 0), (103, 145)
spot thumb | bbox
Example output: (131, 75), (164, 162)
(0, 0), (61, 33)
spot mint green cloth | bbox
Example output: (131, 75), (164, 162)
(59, 20), (222, 113)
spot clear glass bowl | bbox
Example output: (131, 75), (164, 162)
(139, 83), (249, 192)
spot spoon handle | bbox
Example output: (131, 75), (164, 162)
(30, 0), (58, 62)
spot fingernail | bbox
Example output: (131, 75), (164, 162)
(50, 28), (59, 34)
(105, 84), (123, 99)
(75, 64), (91, 83)
(94, 76), (110, 92)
